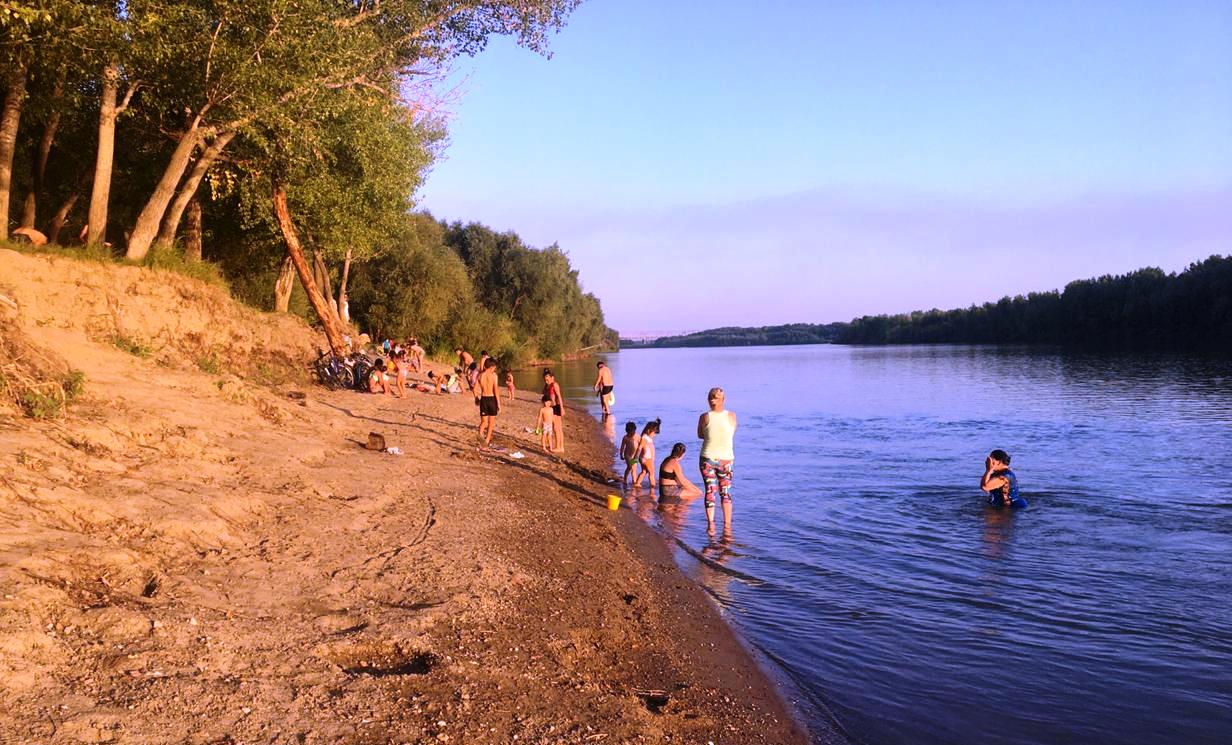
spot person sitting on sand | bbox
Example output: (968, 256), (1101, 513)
(368, 359), (392, 395)
(505, 371), (516, 402)
(536, 396), (555, 451)
(475, 358), (501, 449)
(593, 361), (614, 417)
(632, 418), (661, 488)
(981, 449), (1027, 508)
(619, 422), (640, 486)
(658, 442), (701, 500)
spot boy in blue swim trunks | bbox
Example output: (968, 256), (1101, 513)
(980, 449), (1026, 508)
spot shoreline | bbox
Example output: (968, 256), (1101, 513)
(0, 249), (812, 742)
(558, 402), (818, 743)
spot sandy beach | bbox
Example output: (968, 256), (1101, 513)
(0, 251), (809, 744)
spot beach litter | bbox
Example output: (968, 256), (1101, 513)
(509, 451), (525, 459)
(385, 447), (403, 456)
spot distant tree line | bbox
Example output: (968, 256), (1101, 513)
(622, 323), (848, 348)
(622, 256), (1231, 353)
(838, 255), (1232, 349)
(1, 0), (611, 363)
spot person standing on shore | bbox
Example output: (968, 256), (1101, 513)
(409, 338), (425, 372)
(542, 369), (565, 453)
(593, 361), (614, 416)
(697, 387), (736, 533)
(475, 358), (501, 449)
(455, 348), (474, 388)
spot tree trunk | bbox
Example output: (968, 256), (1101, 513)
(47, 171), (89, 244)
(20, 78), (63, 229)
(125, 127), (202, 260)
(184, 197), (203, 261)
(86, 62), (121, 246)
(154, 129), (235, 249)
(337, 247), (352, 324)
(273, 253), (295, 312)
(271, 181), (346, 356)
(0, 63), (28, 242)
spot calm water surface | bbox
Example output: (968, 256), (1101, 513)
(517, 345), (1232, 745)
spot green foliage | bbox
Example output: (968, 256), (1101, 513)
(838, 256), (1232, 350)
(111, 333), (152, 358)
(346, 216), (617, 363)
(140, 244), (228, 288)
(63, 369), (85, 398)
(196, 354), (222, 375)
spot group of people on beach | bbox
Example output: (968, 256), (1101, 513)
(349, 343), (1019, 525)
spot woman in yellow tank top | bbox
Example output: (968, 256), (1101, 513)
(697, 387), (737, 533)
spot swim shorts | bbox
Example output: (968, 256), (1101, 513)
(552, 404), (563, 417)
(699, 456), (733, 508)
(479, 396), (499, 416)
(599, 385), (614, 396)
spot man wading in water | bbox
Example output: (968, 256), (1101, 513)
(698, 387), (737, 534)
(475, 358), (501, 449)
(593, 361), (614, 417)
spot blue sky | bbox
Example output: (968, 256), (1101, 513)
(419, 0), (1232, 335)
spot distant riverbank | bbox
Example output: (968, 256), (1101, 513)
(621, 254), (1231, 352)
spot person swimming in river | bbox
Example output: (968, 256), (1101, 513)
(658, 442), (701, 500)
(619, 422), (640, 485)
(631, 418), (661, 488)
(980, 449), (1026, 508)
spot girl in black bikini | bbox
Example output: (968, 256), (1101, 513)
(658, 442), (701, 500)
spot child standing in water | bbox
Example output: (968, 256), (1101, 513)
(535, 397), (555, 452)
(980, 449), (1027, 508)
(619, 422), (640, 486)
(632, 419), (661, 488)
(505, 371), (516, 402)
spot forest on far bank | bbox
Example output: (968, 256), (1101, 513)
(622, 256), (1232, 352)
(0, 0), (615, 365)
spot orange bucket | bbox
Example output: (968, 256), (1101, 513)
(606, 494), (622, 511)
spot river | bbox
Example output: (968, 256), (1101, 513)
(515, 344), (1231, 745)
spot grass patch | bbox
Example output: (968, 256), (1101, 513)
(111, 333), (152, 358)
(2, 239), (227, 289)
(196, 353), (222, 375)
(141, 243), (228, 288)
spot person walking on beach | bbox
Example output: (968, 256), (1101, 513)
(619, 422), (640, 486)
(698, 387), (736, 533)
(505, 371), (516, 402)
(542, 369), (565, 453)
(593, 361), (614, 416)
(475, 358), (501, 449)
